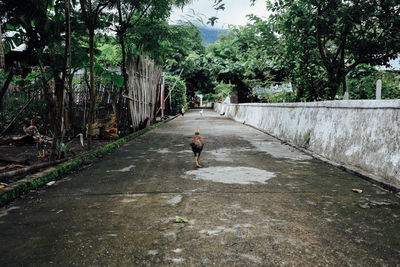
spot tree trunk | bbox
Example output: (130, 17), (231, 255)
(342, 73), (347, 97)
(120, 37), (128, 99)
(0, 22), (8, 110)
(0, 69), (14, 110)
(327, 65), (347, 100)
(49, 0), (70, 160)
(38, 58), (57, 159)
(67, 75), (75, 135)
(327, 74), (340, 100)
(116, 34), (129, 134)
(59, 0), (70, 148)
(116, 0), (128, 136)
(87, 29), (96, 150)
(52, 75), (64, 160)
(0, 23), (5, 69)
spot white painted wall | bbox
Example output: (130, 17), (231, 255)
(215, 100), (400, 189)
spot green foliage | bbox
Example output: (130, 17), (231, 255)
(0, 0), (70, 71)
(2, 0), (398, 141)
(179, 50), (215, 98)
(191, 17), (289, 103)
(0, 68), (48, 134)
(347, 65), (400, 99)
(203, 81), (233, 102)
(292, 60), (330, 101)
(138, 21), (205, 67)
(303, 131), (311, 148)
(0, 97), (46, 135)
(194, 0), (400, 103)
(97, 38), (122, 67)
(268, 0), (400, 99)
(165, 74), (186, 114)
(0, 0), (202, 139)
(103, 72), (124, 88)
(175, 216), (189, 223)
(347, 65), (378, 99)
(259, 91), (297, 103)
(379, 73), (400, 99)
(93, 63), (124, 88)
(56, 134), (84, 159)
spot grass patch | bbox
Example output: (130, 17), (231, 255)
(281, 139), (289, 145)
(303, 131), (311, 148)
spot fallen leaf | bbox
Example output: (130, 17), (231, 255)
(352, 189), (363, 194)
(175, 216), (189, 223)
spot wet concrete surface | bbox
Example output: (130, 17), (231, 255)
(0, 109), (399, 266)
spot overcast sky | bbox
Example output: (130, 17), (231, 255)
(169, 0), (269, 28)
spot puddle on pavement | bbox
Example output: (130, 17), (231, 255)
(185, 166), (275, 184)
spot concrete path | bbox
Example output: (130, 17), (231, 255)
(0, 110), (399, 266)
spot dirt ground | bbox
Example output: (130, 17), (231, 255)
(0, 136), (113, 184)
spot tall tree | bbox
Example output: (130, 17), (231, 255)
(79, 0), (111, 150)
(111, 0), (192, 132)
(0, 22), (13, 110)
(113, 0), (191, 91)
(114, 0), (150, 97)
(112, 0), (153, 132)
(0, 0), (73, 159)
(269, 0), (400, 99)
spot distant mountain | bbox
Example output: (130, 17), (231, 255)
(198, 26), (228, 45)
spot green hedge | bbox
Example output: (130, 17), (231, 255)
(165, 74), (186, 115)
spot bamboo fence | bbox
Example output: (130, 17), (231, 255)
(127, 55), (162, 130)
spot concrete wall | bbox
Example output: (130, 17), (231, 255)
(215, 100), (400, 190)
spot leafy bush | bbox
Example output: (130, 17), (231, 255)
(347, 65), (379, 99)
(259, 91), (297, 103)
(203, 81), (234, 102)
(347, 65), (400, 99)
(0, 97), (46, 135)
